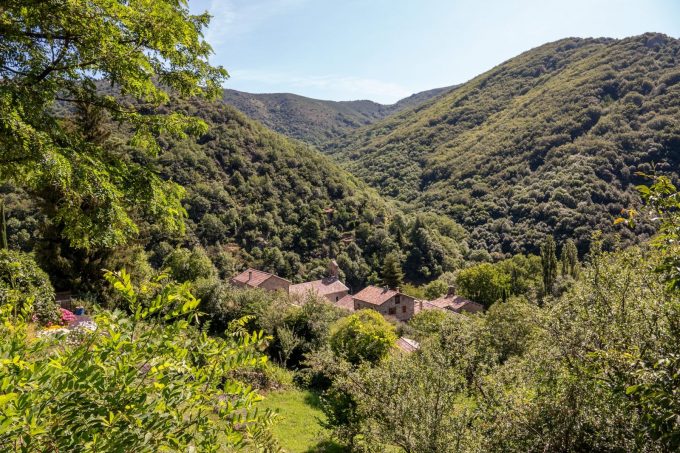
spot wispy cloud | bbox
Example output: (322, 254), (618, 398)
(233, 69), (413, 103)
(202, 0), (307, 47)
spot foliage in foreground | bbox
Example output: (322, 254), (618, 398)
(0, 269), (276, 452)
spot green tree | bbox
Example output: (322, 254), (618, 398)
(540, 236), (558, 297)
(329, 309), (397, 365)
(381, 251), (404, 289)
(0, 249), (59, 325)
(0, 0), (227, 249)
(455, 263), (509, 307)
(163, 247), (216, 283)
(0, 199), (7, 250)
(560, 239), (579, 278)
(424, 279), (448, 299)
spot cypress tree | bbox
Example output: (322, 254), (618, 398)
(0, 199), (7, 250)
(540, 236), (558, 297)
(561, 239), (579, 278)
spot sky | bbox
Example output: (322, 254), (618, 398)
(189, 0), (680, 104)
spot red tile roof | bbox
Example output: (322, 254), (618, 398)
(289, 277), (349, 298)
(336, 294), (355, 311)
(231, 268), (286, 288)
(352, 285), (399, 306)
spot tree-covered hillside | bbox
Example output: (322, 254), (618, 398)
(222, 85), (455, 146)
(326, 33), (680, 256)
(3, 99), (467, 291)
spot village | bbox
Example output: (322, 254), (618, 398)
(230, 259), (483, 327)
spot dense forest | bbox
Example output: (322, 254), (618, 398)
(221, 85), (455, 146)
(326, 33), (680, 257)
(2, 96), (468, 294)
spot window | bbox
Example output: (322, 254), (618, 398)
(388, 307), (396, 315)
(336, 296), (339, 302)
(394, 295), (400, 304)
(402, 305), (407, 313)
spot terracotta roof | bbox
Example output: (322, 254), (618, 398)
(289, 277), (349, 298)
(336, 295), (355, 311)
(353, 285), (400, 306)
(428, 294), (483, 313)
(395, 337), (420, 353)
(231, 268), (286, 288)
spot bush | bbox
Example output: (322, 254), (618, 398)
(0, 249), (59, 325)
(0, 269), (276, 451)
(329, 309), (397, 365)
(163, 247), (216, 282)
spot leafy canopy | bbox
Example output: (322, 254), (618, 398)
(0, 0), (227, 249)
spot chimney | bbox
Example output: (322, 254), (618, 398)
(248, 270), (253, 281)
(396, 286), (400, 293)
(447, 285), (456, 296)
(383, 285), (389, 292)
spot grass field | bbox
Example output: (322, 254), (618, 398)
(258, 388), (344, 453)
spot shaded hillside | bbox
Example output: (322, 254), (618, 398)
(326, 33), (680, 257)
(3, 100), (467, 290)
(221, 86), (455, 146)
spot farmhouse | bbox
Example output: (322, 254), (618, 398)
(420, 286), (484, 314)
(230, 268), (291, 292)
(289, 260), (349, 302)
(352, 285), (416, 322)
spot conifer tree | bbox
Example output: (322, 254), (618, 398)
(540, 236), (558, 297)
(0, 199), (6, 250)
(382, 252), (404, 289)
(561, 239), (579, 278)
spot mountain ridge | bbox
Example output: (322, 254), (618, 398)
(220, 85), (456, 146)
(324, 33), (680, 257)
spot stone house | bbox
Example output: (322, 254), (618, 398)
(230, 268), (291, 292)
(352, 285), (416, 322)
(419, 286), (484, 314)
(289, 260), (350, 303)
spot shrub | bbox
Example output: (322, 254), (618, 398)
(329, 310), (397, 365)
(0, 249), (59, 325)
(0, 269), (276, 451)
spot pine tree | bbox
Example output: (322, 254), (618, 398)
(382, 252), (404, 289)
(540, 236), (558, 297)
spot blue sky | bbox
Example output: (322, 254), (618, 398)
(189, 0), (680, 103)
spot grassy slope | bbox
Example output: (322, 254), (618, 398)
(258, 389), (343, 453)
(326, 33), (680, 256)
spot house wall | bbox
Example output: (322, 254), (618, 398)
(260, 276), (290, 292)
(353, 294), (416, 322)
(325, 290), (349, 303)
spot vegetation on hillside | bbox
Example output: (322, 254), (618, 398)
(327, 33), (680, 257)
(222, 85), (455, 146)
(2, 99), (469, 293)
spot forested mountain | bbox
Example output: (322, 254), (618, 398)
(3, 99), (467, 291)
(326, 33), (680, 257)
(221, 85), (455, 146)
